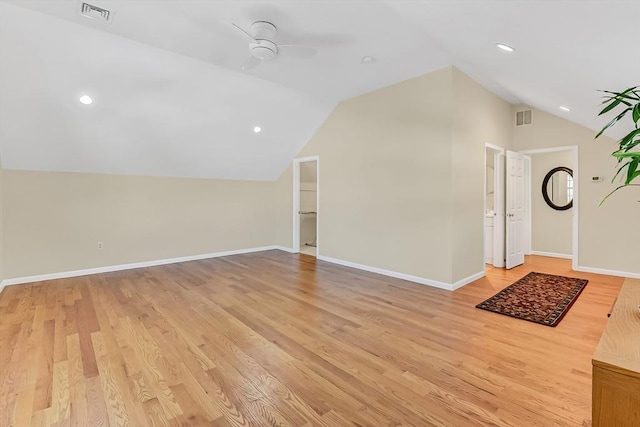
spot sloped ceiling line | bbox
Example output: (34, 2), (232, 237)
(1, 1), (638, 180)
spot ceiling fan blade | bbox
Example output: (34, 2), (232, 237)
(278, 45), (317, 60)
(231, 22), (256, 41)
(240, 57), (261, 71)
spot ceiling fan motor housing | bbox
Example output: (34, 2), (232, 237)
(251, 21), (276, 39)
(249, 21), (278, 60)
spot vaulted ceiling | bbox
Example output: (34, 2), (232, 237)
(1, 1), (638, 180)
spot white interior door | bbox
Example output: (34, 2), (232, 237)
(493, 152), (505, 268)
(506, 150), (526, 269)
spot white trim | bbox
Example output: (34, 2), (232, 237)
(292, 156), (320, 256)
(0, 246), (278, 290)
(485, 143), (505, 268)
(520, 145), (579, 270)
(571, 147), (579, 271)
(293, 156), (320, 163)
(493, 152), (506, 268)
(451, 271), (486, 290)
(317, 255), (484, 291)
(292, 160), (300, 253)
(485, 143), (505, 153)
(519, 146), (576, 155)
(530, 251), (573, 260)
(483, 146), (488, 263)
(0, 247), (491, 294)
(523, 155), (532, 255)
(316, 158), (320, 257)
(576, 265), (640, 279)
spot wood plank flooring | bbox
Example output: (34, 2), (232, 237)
(0, 252), (624, 426)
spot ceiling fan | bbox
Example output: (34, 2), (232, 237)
(230, 21), (318, 70)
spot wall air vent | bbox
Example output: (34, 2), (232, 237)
(79, 2), (113, 23)
(516, 110), (532, 126)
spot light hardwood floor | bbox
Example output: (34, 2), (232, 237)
(0, 252), (623, 426)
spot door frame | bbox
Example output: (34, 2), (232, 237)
(519, 145), (578, 270)
(523, 155), (532, 256)
(485, 143), (505, 268)
(292, 156), (320, 255)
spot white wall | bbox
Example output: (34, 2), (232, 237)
(3, 170), (276, 279)
(530, 150), (573, 256)
(513, 106), (640, 275)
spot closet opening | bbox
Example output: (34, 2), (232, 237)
(292, 156), (319, 257)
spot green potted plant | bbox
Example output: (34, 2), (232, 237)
(596, 85), (640, 203)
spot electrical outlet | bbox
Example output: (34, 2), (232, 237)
(97, 241), (103, 249)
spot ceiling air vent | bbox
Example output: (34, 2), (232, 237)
(79, 2), (113, 23)
(516, 110), (532, 126)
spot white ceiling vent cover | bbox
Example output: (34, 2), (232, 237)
(516, 110), (532, 126)
(79, 2), (113, 23)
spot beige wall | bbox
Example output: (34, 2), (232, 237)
(3, 170), (276, 279)
(275, 67), (513, 285)
(275, 164), (294, 249)
(5, 69), (633, 287)
(277, 67), (456, 282)
(300, 162), (317, 183)
(0, 159), (3, 281)
(300, 181), (318, 246)
(513, 107), (640, 274)
(530, 150), (573, 256)
(299, 162), (318, 246)
(451, 69), (513, 282)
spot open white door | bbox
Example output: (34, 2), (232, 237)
(506, 150), (526, 269)
(493, 152), (505, 268)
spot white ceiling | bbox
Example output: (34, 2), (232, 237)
(1, 0), (638, 180)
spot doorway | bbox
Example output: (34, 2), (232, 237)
(293, 156), (319, 257)
(484, 144), (505, 268)
(520, 146), (578, 269)
(491, 146), (579, 270)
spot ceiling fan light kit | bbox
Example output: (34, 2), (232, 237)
(250, 40), (277, 60)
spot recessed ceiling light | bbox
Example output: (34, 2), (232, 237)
(361, 56), (376, 64)
(253, 126), (262, 133)
(559, 106), (571, 112)
(496, 43), (515, 53)
(79, 95), (93, 105)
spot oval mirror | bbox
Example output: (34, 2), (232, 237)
(542, 166), (573, 211)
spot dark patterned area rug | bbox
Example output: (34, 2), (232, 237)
(476, 272), (588, 327)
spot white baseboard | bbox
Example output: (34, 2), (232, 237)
(530, 251), (573, 260)
(273, 246), (296, 253)
(317, 255), (484, 291)
(0, 246), (487, 294)
(575, 265), (640, 279)
(0, 246), (279, 291)
(451, 271), (486, 290)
